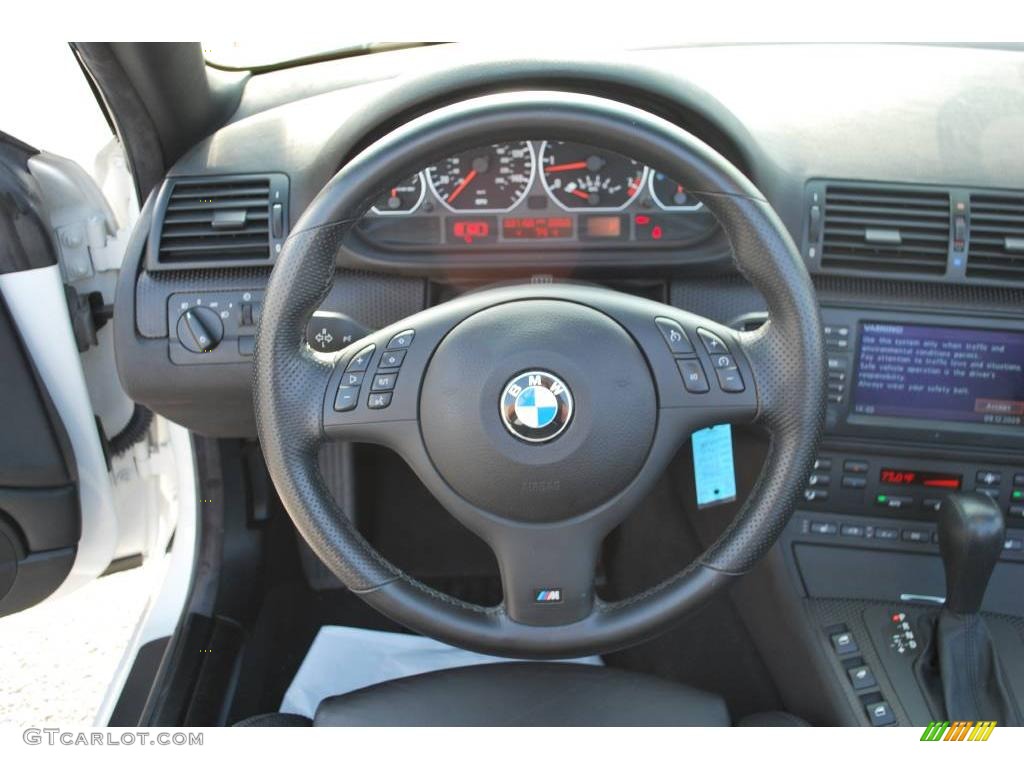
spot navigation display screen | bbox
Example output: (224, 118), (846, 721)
(852, 322), (1024, 428)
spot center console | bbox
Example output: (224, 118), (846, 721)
(775, 305), (1024, 726)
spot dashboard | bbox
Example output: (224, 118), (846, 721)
(115, 44), (1024, 452)
(354, 140), (720, 257)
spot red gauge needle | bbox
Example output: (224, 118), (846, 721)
(446, 169), (478, 203)
(545, 161), (588, 173)
(569, 188), (590, 200)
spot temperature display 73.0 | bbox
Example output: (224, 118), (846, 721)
(879, 468), (962, 489)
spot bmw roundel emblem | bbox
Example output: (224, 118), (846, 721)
(500, 371), (573, 443)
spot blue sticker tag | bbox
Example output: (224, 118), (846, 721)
(692, 424), (737, 508)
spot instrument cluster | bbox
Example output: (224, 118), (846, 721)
(354, 140), (720, 255)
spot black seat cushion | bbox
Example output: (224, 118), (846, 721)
(735, 711), (811, 727)
(314, 662), (731, 726)
(234, 712), (312, 727)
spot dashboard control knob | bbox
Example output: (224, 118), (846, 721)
(176, 306), (224, 353)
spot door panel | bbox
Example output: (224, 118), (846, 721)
(0, 292), (80, 616)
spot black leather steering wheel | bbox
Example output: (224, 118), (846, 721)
(254, 91), (826, 658)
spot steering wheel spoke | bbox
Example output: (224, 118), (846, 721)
(489, 522), (604, 627)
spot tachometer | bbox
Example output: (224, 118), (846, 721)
(540, 141), (646, 211)
(371, 173), (425, 215)
(648, 171), (702, 211)
(427, 142), (534, 212)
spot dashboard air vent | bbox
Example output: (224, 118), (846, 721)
(819, 185), (950, 276)
(966, 192), (1024, 284)
(148, 174), (288, 270)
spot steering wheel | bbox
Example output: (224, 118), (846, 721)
(254, 91), (825, 658)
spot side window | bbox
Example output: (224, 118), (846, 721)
(0, 42), (136, 228)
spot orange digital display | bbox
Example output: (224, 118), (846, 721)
(583, 215), (622, 238)
(502, 217), (573, 239)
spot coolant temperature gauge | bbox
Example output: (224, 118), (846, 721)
(372, 172), (426, 215)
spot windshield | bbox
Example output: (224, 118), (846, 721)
(202, 41), (437, 70)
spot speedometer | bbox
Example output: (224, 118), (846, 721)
(540, 141), (646, 211)
(427, 142), (534, 212)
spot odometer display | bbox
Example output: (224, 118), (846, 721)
(502, 216), (573, 239)
(427, 142), (534, 212)
(540, 141), (646, 211)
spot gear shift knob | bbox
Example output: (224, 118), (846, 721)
(938, 493), (1005, 614)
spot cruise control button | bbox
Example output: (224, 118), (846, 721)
(696, 328), (729, 354)
(715, 367), (745, 393)
(710, 353), (734, 369)
(367, 392), (392, 409)
(654, 317), (694, 355)
(334, 385), (360, 412)
(378, 349), (407, 369)
(387, 330), (415, 350)
(371, 372), (398, 391)
(676, 359), (709, 393)
(345, 344), (375, 373)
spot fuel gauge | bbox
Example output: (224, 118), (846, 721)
(649, 172), (703, 211)
(372, 173), (426, 215)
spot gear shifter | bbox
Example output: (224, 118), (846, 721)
(938, 492), (1004, 614)
(920, 492), (1021, 724)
